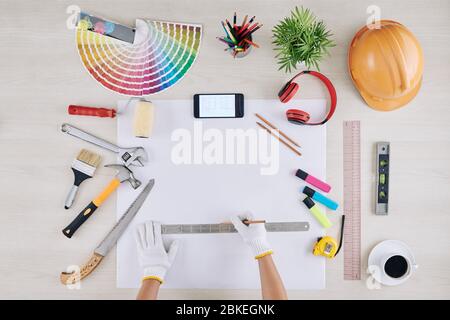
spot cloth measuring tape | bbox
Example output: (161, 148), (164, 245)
(278, 70), (337, 126)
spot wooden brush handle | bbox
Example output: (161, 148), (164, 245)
(60, 253), (103, 285)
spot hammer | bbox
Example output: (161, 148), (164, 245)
(62, 164), (141, 238)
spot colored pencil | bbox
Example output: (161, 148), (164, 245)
(225, 19), (234, 34)
(217, 37), (233, 45)
(237, 23), (249, 35)
(221, 21), (236, 43)
(241, 15), (248, 29)
(256, 122), (302, 157)
(244, 38), (260, 48)
(240, 24), (261, 39)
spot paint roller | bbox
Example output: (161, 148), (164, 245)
(133, 100), (154, 138)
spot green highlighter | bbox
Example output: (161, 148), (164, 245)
(302, 197), (332, 229)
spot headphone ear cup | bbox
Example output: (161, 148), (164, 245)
(279, 82), (299, 103)
(286, 109), (311, 125)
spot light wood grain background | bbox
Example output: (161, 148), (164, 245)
(0, 0), (449, 299)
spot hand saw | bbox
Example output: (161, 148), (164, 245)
(60, 179), (155, 285)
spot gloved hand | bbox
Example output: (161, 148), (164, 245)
(231, 212), (273, 259)
(135, 221), (179, 283)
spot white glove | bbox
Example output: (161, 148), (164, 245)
(135, 221), (179, 283)
(231, 213), (273, 259)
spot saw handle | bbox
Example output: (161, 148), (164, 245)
(60, 253), (103, 285)
(62, 178), (121, 238)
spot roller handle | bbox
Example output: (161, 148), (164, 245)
(62, 178), (121, 238)
(68, 105), (116, 118)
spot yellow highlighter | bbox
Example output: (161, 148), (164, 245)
(303, 197), (332, 228)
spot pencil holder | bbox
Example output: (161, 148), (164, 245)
(217, 13), (261, 59)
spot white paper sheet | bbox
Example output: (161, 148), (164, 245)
(116, 99), (327, 289)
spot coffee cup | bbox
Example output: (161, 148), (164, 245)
(380, 253), (416, 281)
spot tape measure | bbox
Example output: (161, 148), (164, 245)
(161, 222), (310, 234)
(343, 121), (361, 280)
(313, 215), (345, 259)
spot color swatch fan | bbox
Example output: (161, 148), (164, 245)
(76, 15), (202, 96)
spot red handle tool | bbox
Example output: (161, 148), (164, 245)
(68, 105), (116, 118)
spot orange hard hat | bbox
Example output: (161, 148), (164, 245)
(348, 20), (424, 111)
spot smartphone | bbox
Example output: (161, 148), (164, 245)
(193, 94), (244, 118)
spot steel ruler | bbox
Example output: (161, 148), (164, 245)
(161, 222), (310, 234)
(343, 121), (361, 280)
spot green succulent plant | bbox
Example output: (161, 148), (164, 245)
(272, 6), (335, 72)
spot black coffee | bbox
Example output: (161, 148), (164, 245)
(384, 255), (408, 278)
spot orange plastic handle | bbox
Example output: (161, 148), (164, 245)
(93, 178), (120, 207)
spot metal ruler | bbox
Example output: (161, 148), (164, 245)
(161, 222), (310, 234)
(343, 121), (361, 280)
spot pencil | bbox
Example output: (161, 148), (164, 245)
(241, 15), (248, 29)
(222, 21), (236, 43)
(221, 21), (234, 43)
(237, 22), (250, 35)
(225, 19), (234, 34)
(217, 37), (234, 45)
(255, 113), (301, 147)
(256, 122), (302, 157)
(241, 24), (262, 39)
(223, 220), (266, 225)
(244, 38), (260, 48)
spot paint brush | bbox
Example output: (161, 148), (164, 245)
(65, 149), (102, 209)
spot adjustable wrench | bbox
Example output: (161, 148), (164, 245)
(61, 123), (148, 167)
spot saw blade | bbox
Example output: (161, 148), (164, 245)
(94, 179), (155, 256)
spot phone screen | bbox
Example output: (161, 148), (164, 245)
(194, 94), (244, 118)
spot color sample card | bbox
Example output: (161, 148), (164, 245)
(76, 18), (202, 96)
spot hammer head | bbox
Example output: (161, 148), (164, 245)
(105, 164), (141, 189)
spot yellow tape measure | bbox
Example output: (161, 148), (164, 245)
(312, 215), (345, 259)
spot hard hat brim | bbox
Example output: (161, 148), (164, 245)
(358, 77), (422, 112)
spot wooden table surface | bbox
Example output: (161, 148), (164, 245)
(0, 0), (449, 299)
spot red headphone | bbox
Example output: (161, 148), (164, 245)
(278, 70), (337, 126)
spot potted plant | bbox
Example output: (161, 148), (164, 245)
(272, 6), (335, 72)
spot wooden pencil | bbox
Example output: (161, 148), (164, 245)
(256, 122), (302, 157)
(255, 113), (301, 147)
(223, 220), (266, 225)
(244, 38), (260, 48)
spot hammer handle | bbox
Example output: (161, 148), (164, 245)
(62, 178), (120, 238)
